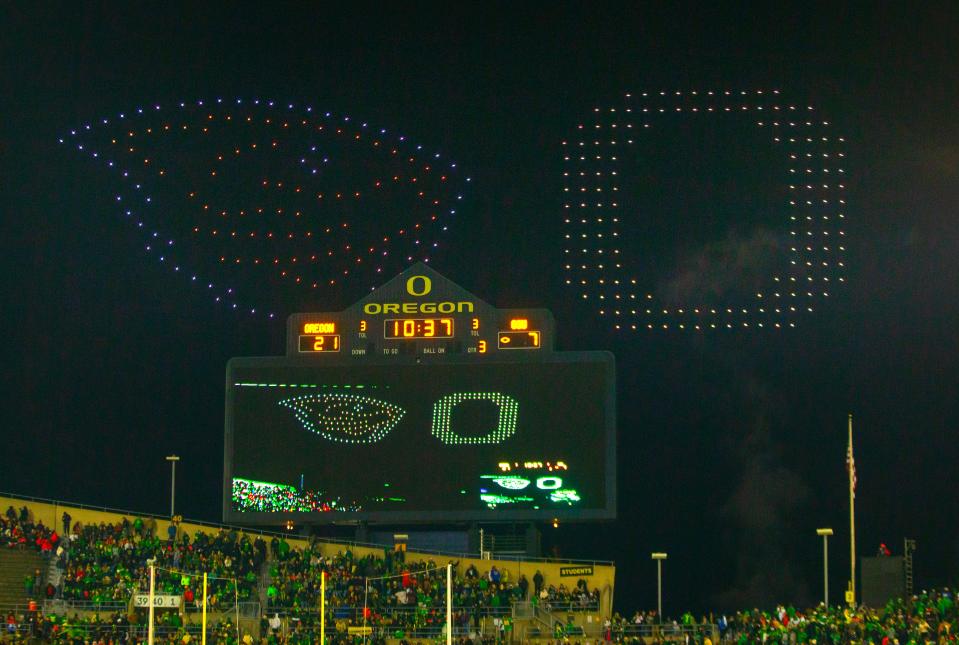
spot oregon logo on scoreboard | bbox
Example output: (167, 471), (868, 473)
(406, 275), (431, 296)
(360, 269), (474, 315)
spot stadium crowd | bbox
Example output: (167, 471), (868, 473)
(4, 591), (957, 645)
(3, 610), (247, 645)
(8, 504), (957, 644)
(2, 506), (58, 554)
(262, 543), (601, 637)
(600, 588), (958, 644)
(4, 505), (260, 607)
(5, 504), (593, 622)
(2, 504), (594, 642)
(712, 589), (957, 644)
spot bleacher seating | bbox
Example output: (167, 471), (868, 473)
(0, 548), (44, 613)
(0, 497), (614, 644)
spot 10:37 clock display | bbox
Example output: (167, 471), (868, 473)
(384, 318), (454, 338)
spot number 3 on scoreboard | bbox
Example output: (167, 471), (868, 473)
(478, 340), (487, 354)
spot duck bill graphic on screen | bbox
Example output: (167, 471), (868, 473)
(278, 393), (406, 443)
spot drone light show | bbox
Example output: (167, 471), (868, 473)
(562, 90), (848, 331)
(61, 98), (470, 319)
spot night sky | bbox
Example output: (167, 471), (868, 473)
(3, 2), (958, 613)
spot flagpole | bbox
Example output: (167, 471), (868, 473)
(848, 413), (856, 607)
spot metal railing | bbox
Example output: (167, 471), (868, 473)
(264, 605), (512, 620)
(43, 599), (128, 613)
(259, 604), (502, 641)
(371, 624), (479, 639)
(238, 601), (261, 618)
(265, 623), (482, 640)
(5, 624), (36, 638)
(129, 624), (209, 639)
(534, 598), (600, 612)
(9, 622), (241, 640)
(0, 491), (614, 566)
(618, 623), (719, 639)
(523, 622), (718, 641)
(480, 533), (527, 555)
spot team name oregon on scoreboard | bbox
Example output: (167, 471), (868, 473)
(362, 275), (474, 315)
(363, 301), (474, 315)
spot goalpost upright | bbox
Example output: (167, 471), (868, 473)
(446, 563), (452, 645)
(148, 564), (155, 645)
(202, 572), (208, 645)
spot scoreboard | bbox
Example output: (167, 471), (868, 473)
(224, 264), (615, 524)
(286, 268), (555, 359)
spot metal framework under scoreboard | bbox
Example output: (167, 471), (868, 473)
(224, 264), (616, 524)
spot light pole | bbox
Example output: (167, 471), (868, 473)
(817, 528), (833, 607)
(651, 552), (667, 621)
(166, 455), (180, 517)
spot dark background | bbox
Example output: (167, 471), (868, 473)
(2, 2), (958, 613)
(227, 359), (610, 520)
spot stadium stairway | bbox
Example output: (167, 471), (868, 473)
(257, 558), (272, 612)
(45, 551), (63, 590)
(0, 548), (45, 611)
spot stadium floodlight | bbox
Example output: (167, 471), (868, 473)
(817, 528), (834, 607)
(651, 552), (667, 621)
(165, 455), (180, 517)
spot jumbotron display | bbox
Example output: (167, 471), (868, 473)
(223, 356), (614, 523)
(223, 264), (616, 524)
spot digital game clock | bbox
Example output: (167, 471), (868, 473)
(384, 318), (454, 339)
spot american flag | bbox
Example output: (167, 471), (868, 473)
(847, 431), (857, 499)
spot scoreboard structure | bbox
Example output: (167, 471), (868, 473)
(285, 266), (556, 358)
(224, 264), (616, 524)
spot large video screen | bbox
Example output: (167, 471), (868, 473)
(223, 354), (615, 523)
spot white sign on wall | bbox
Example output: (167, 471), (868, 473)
(133, 594), (182, 608)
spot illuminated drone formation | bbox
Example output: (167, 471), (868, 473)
(562, 90), (847, 330)
(279, 392), (405, 443)
(62, 98), (470, 318)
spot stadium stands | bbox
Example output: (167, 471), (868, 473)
(4, 497), (954, 645)
(9, 495), (957, 645)
(711, 592), (957, 643)
(0, 496), (614, 644)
